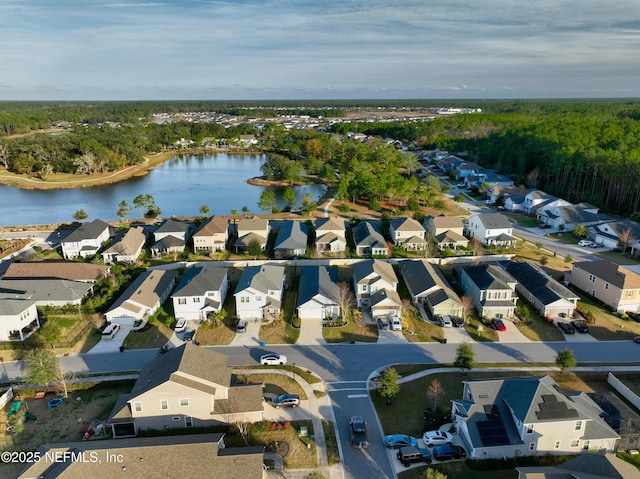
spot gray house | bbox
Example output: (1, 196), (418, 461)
(296, 266), (341, 320)
(151, 219), (192, 257)
(102, 226), (146, 264)
(273, 221), (308, 259)
(457, 264), (518, 318)
(352, 221), (388, 256)
(399, 260), (462, 318)
(108, 343), (263, 436)
(172, 267), (229, 321)
(500, 261), (579, 319)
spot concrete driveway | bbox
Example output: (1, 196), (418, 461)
(378, 329), (408, 344)
(297, 318), (327, 345)
(495, 320), (531, 343)
(86, 324), (132, 354)
(444, 326), (474, 343)
(228, 318), (264, 347)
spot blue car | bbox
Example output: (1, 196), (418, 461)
(384, 434), (418, 449)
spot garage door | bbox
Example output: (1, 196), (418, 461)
(298, 307), (323, 319)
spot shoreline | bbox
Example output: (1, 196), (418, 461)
(0, 148), (262, 191)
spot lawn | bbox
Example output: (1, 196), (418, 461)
(323, 320), (378, 343)
(512, 242), (572, 281)
(503, 212), (539, 228)
(123, 316), (174, 349)
(548, 232), (581, 245)
(594, 249), (640, 265)
(249, 420), (317, 469)
(573, 293), (640, 340)
(195, 294), (239, 346)
(399, 464), (517, 479)
(402, 308), (444, 343)
(241, 372), (307, 399)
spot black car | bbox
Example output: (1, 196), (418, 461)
(626, 311), (640, 323)
(557, 322), (576, 334)
(432, 444), (466, 461)
(377, 318), (389, 330)
(571, 320), (589, 333)
(397, 446), (432, 467)
(538, 223), (552, 229)
(452, 317), (464, 328)
(350, 416), (369, 449)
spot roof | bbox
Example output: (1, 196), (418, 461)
(236, 231), (268, 247)
(590, 218), (640, 240)
(352, 221), (387, 249)
(571, 260), (640, 290)
(435, 230), (468, 243)
(154, 218), (191, 235)
(235, 265), (284, 295)
(542, 203), (605, 224)
(3, 262), (108, 282)
(352, 259), (397, 285)
(151, 235), (185, 250)
(527, 190), (555, 201)
(106, 269), (177, 313)
(501, 261), (578, 306)
(460, 264), (516, 291)
(273, 221), (308, 251)
(0, 279), (92, 303)
(369, 288), (402, 307)
(0, 298), (36, 315)
(172, 267), (228, 297)
(389, 216), (424, 232)
(237, 216), (269, 233)
(426, 215), (464, 230)
(297, 266), (340, 308)
(516, 452), (640, 479)
(18, 434), (265, 479)
(193, 215), (228, 237)
(399, 260), (461, 303)
(471, 213), (512, 230)
(102, 226), (146, 257)
(63, 219), (110, 243)
(315, 216), (346, 233)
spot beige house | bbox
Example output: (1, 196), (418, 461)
(19, 434), (266, 479)
(423, 215), (468, 250)
(388, 217), (427, 251)
(369, 288), (402, 319)
(102, 226), (146, 264)
(108, 344), (263, 437)
(352, 259), (398, 307)
(105, 269), (177, 325)
(452, 376), (619, 459)
(192, 215), (229, 253)
(564, 260), (640, 312)
(315, 216), (347, 254)
(235, 217), (269, 253)
(399, 260), (462, 318)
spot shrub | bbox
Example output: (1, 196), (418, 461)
(339, 203), (350, 213)
(292, 317), (301, 328)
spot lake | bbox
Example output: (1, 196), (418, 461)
(0, 153), (326, 226)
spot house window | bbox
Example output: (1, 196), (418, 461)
(185, 416), (193, 428)
(604, 282), (609, 290)
(160, 400), (169, 410)
(592, 290), (596, 297)
(554, 440), (561, 449)
(256, 296), (262, 302)
(570, 440), (579, 447)
(526, 424), (534, 434)
(626, 290), (634, 297)
(133, 402), (142, 412)
(172, 416), (181, 422)
(588, 274), (596, 283)
(193, 297), (200, 303)
(178, 298), (187, 305)
(179, 398), (189, 407)
(582, 440), (590, 450)
(529, 442), (535, 451)
(575, 421), (582, 431)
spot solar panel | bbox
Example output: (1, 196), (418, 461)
(477, 420), (510, 446)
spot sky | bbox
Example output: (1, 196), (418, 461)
(1, 0), (640, 100)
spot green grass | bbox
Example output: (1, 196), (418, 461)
(322, 419), (341, 466)
(123, 316), (173, 349)
(323, 321), (378, 343)
(502, 212), (539, 228)
(548, 232), (581, 245)
(594, 249), (640, 265)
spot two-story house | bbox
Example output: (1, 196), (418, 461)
(399, 260), (463, 318)
(273, 221), (308, 259)
(234, 265), (285, 320)
(588, 218), (640, 250)
(456, 264), (518, 318)
(0, 298), (39, 341)
(423, 215), (468, 250)
(107, 344), (263, 435)
(192, 215), (229, 254)
(464, 213), (517, 248)
(488, 185), (530, 212)
(351, 221), (388, 257)
(3, 262), (109, 283)
(388, 217), (427, 251)
(172, 267), (229, 321)
(564, 260), (640, 312)
(234, 217), (270, 253)
(522, 190), (559, 215)
(102, 226), (146, 264)
(500, 261), (579, 319)
(296, 266), (341, 320)
(451, 376), (619, 459)
(315, 216), (347, 254)
(352, 259), (398, 308)
(151, 219), (192, 257)
(61, 219), (111, 260)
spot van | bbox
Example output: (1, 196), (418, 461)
(396, 446), (432, 467)
(102, 323), (120, 340)
(390, 315), (402, 331)
(236, 320), (248, 333)
(439, 315), (453, 327)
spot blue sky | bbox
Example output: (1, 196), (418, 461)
(1, 0), (640, 100)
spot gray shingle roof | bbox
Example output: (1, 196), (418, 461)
(106, 269), (177, 313)
(273, 221), (308, 251)
(474, 213), (512, 230)
(172, 267), (228, 297)
(460, 264), (516, 291)
(389, 216), (424, 232)
(296, 266), (340, 308)
(352, 221), (387, 249)
(154, 218), (191, 235)
(0, 279), (93, 303)
(571, 260), (640, 289)
(369, 288), (401, 307)
(352, 259), (397, 285)
(63, 219), (110, 243)
(235, 265), (284, 295)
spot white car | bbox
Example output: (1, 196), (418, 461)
(439, 315), (453, 328)
(422, 430), (454, 447)
(577, 240), (593, 247)
(260, 353), (287, 366)
(390, 315), (402, 331)
(174, 318), (187, 333)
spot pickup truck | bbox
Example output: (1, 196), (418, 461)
(350, 416), (369, 449)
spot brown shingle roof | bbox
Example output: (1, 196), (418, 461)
(101, 226), (146, 257)
(3, 262), (109, 282)
(193, 215), (228, 236)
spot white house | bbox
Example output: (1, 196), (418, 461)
(0, 299), (39, 341)
(465, 213), (517, 247)
(234, 265), (285, 320)
(315, 217), (347, 254)
(172, 267), (229, 321)
(522, 190), (560, 215)
(296, 266), (340, 320)
(61, 219), (110, 260)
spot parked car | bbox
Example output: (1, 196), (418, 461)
(626, 311), (640, 323)
(272, 394), (300, 408)
(455, 183), (466, 188)
(491, 318), (506, 332)
(377, 318), (389, 330)
(260, 353), (287, 365)
(452, 317), (464, 328)
(422, 430), (453, 447)
(390, 315), (402, 331)
(384, 434), (418, 449)
(397, 446), (432, 467)
(432, 444), (466, 461)
(589, 242), (600, 248)
(634, 336), (640, 344)
(578, 240), (593, 247)
(350, 416), (369, 449)
(101, 323), (120, 340)
(538, 223), (552, 229)
(571, 320), (589, 333)
(236, 320), (248, 333)
(183, 330), (195, 342)
(439, 315), (453, 328)
(174, 318), (187, 333)
(557, 321), (576, 334)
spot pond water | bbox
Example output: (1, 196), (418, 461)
(0, 153), (326, 226)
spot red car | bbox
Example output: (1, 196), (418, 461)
(491, 318), (507, 331)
